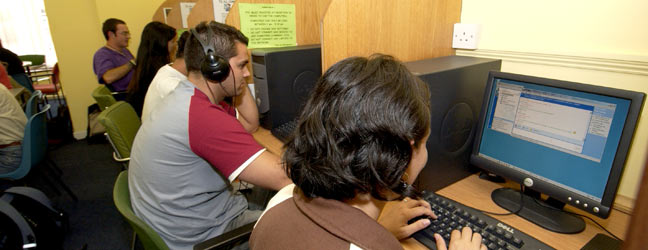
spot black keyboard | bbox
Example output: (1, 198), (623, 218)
(412, 192), (554, 250)
(271, 120), (297, 142)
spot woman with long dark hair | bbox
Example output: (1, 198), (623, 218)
(127, 21), (177, 116)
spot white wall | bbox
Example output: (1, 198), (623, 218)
(458, 0), (648, 206)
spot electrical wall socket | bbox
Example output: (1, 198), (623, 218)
(452, 23), (481, 50)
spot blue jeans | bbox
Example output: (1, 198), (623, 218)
(0, 145), (22, 174)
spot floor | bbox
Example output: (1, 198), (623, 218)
(19, 139), (133, 250)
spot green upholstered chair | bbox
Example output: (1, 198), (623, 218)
(18, 54), (45, 66)
(92, 85), (117, 111)
(113, 170), (169, 250)
(18, 54), (48, 78)
(97, 101), (141, 165)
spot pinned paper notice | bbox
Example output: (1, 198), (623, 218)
(213, 0), (235, 23)
(239, 3), (296, 49)
(180, 2), (196, 28)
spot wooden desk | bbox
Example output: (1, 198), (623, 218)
(251, 128), (630, 250)
(398, 175), (630, 249)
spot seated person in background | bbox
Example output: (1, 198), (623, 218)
(140, 31), (190, 122)
(0, 39), (26, 76)
(0, 63), (12, 89)
(126, 21), (177, 117)
(93, 18), (134, 98)
(0, 84), (27, 174)
(250, 54), (486, 250)
(128, 21), (287, 249)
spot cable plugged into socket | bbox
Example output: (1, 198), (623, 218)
(452, 23), (481, 50)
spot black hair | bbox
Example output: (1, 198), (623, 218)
(184, 21), (248, 73)
(175, 31), (191, 59)
(126, 21), (176, 115)
(284, 54), (431, 201)
(102, 18), (126, 40)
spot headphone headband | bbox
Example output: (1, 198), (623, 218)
(190, 27), (216, 56)
(190, 23), (230, 82)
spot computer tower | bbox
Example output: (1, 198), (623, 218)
(404, 56), (502, 192)
(251, 44), (322, 137)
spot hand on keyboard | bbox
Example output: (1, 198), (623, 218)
(435, 227), (487, 250)
(411, 192), (554, 250)
(378, 197), (436, 240)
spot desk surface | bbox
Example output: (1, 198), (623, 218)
(398, 174), (629, 249)
(251, 128), (630, 250)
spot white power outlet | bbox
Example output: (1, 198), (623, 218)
(452, 23), (481, 50)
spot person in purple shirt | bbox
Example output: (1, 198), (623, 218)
(93, 18), (135, 95)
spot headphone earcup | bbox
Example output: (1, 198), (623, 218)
(201, 52), (230, 82)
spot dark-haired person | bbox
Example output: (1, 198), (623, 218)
(128, 21), (283, 249)
(92, 18), (134, 96)
(126, 21), (177, 117)
(0, 84), (27, 174)
(250, 54), (486, 250)
(0, 38), (26, 76)
(140, 31), (189, 122)
(0, 63), (12, 89)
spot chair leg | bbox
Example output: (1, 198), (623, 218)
(39, 173), (62, 196)
(51, 174), (78, 201)
(46, 158), (64, 176)
(41, 96), (54, 119)
(44, 160), (78, 201)
(131, 232), (137, 250)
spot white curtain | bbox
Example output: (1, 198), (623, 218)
(0, 0), (58, 66)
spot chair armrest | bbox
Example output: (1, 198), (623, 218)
(194, 222), (255, 250)
(112, 152), (130, 162)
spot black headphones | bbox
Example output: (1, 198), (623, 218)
(190, 25), (230, 82)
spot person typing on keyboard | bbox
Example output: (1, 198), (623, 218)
(250, 54), (486, 250)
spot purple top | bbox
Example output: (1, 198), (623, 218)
(92, 46), (134, 92)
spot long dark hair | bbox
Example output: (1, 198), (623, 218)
(284, 54), (431, 201)
(127, 21), (176, 115)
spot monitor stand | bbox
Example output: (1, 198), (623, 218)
(491, 188), (585, 234)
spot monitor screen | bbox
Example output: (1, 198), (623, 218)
(471, 71), (644, 233)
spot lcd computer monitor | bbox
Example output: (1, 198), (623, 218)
(471, 71), (644, 234)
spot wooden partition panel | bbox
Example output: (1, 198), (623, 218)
(186, 0), (214, 27)
(321, 0), (461, 70)
(186, 0), (329, 46)
(623, 151), (648, 249)
(225, 0), (329, 46)
(152, 0), (199, 29)
(183, 0), (330, 80)
(152, 0), (180, 24)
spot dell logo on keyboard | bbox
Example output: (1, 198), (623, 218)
(497, 223), (515, 234)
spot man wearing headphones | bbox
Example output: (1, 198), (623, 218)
(127, 21), (290, 249)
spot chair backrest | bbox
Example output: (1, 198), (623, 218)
(18, 54), (45, 66)
(9, 73), (35, 93)
(92, 85), (117, 111)
(51, 63), (60, 85)
(0, 104), (50, 180)
(25, 90), (42, 118)
(98, 101), (141, 159)
(113, 171), (169, 250)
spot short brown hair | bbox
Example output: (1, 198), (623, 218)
(102, 18), (126, 40)
(184, 21), (248, 73)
